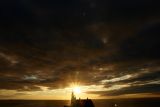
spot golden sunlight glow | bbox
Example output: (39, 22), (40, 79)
(70, 82), (82, 95)
(73, 86), (81, 94)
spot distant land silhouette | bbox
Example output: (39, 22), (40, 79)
(64, 91), (95, 107)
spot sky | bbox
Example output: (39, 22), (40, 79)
(0, 0), (160, 100)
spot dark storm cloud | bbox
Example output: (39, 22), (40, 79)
(100, 67), (160, 89)
(121, 23), (160, 59)
(106, 84), (160, 96)
(87, 84), (160, 96)
(116, 70), (160, 85)
(0, 0), (160, 98)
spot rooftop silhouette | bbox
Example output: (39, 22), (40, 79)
(64, 91), (95, 107)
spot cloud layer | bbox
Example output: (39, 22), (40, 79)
(0, 0), (160, 99)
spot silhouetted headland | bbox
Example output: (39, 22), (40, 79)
(64, 91), (95, 107)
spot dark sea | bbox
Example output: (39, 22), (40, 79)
(0, 98), (160, 107)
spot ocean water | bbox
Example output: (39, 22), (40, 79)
(0, 98), (160, 107)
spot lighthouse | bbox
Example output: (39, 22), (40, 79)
(71, 91), (76, 107)
(70, 91), (95, 107)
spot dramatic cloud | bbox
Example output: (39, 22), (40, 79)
(0, 0), (160, 99)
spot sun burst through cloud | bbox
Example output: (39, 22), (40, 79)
(0, 0), (160, 105)
(73, 86), (81, 94)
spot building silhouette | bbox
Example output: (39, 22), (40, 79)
(64, 91), (95, 107)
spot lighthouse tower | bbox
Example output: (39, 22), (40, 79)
(69, 91), (95, 107)
(71, 91), (76, 107)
